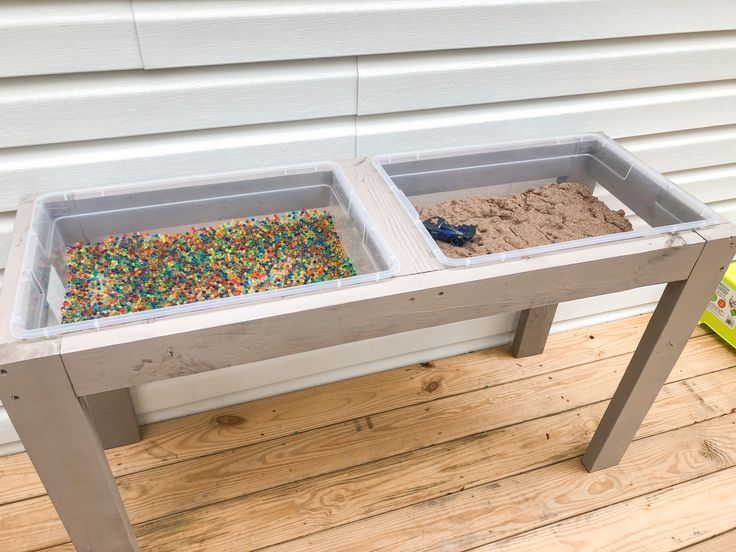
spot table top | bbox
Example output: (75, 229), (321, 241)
(1, 158), (732, 395)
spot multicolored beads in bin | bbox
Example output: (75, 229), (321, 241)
(61, 209), (356, 323)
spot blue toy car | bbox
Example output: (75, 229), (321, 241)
(422, 217), (476, 246)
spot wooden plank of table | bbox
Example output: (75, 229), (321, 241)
(583, 230), (735, 471)
(0, 355), (137, 552)
(60, 231), (705, 395)
(9, 342), (736, 552)
(511, 304), (558, 357)
(81, 389), (141, 449)
(339, 159), (441, 276)
(0, 200), (138, 551)
(0, 313), (663, 506)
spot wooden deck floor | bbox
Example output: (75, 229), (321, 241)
(2, 314), (736, 551)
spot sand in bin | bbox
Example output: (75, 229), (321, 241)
(417, 182), (632, 259)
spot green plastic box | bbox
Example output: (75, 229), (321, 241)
(700, 261), (736, 349)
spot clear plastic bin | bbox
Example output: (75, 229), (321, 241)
(11, 163), (399, 339)
(373, 133), (720, 268)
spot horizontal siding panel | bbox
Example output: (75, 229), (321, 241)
(0, 443), (22, 458)
(669, 164), (736, 204)
(598, 164), (736, 216)
(0, 118), (355, 210)
(712, 198), (736, 222)
(357, 81), (736, 154)
(0, 0), (142, 78)
(0, 59), (357, 148)
(0, 407), (21, 457)
(0, 213), (13, 270)
(359, 32), (736, 115)
(0, 405), (11, 426)
(620, 125), (736, 173)
(131, 0), (736, 69)
(0, 240), (7, 269)
(0, 211), (15, 270)
(0, 247), (6, 271)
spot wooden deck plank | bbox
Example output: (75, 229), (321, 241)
(40, 546), (74, 552)
(477, 466), (736, 552)
(0, 314), (660, 506)
(682, 530), (736, 551)
(11, 339), (736, 551)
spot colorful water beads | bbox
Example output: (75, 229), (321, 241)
(61, 210), (356, 323)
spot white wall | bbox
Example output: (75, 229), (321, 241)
(1, 1), (736, 456)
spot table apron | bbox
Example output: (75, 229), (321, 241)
(62, 239), (703, 396)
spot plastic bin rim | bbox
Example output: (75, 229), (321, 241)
(371, 132), (616, 166)
(32, 160), (352, 204)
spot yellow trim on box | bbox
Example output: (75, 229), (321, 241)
(699, 261), (736, 349)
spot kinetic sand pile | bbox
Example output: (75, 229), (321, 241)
(417, 182), (632, 259)
(61, 210), (356, 323)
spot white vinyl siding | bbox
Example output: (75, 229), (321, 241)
(0, 1), (141, 77)
(357, 33), (736, 115)
(0, 59), (358, 147)
(1, 0), (735, 456)
(131, 0), (736, 67)
(356, 83), (736, 152)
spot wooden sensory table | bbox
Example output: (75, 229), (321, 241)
(0, 158), (734, 551)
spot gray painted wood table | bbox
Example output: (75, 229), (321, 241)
(1, 159), (734, 551)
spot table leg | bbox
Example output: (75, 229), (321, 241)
(583, 236), (735, 472)
(511, 304), (558, 358)
(0, 355), (138, 551)
(82, 388), (141, 449)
